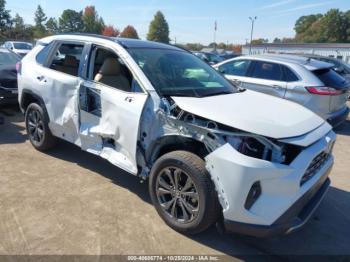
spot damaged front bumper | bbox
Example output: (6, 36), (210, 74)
(205, 131), (336, 237)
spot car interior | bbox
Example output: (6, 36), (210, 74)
(49, 43), (84, 77)
(89, 47), (133, 92)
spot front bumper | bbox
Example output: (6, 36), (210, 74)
(327, 106), (349, 127)
(205, 131), (336, 237)
(224, 174), (330, 237)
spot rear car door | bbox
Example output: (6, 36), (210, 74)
(34, 41), (86, 145)
(244, 60), (287, 98)
(78, 44), (148, 174)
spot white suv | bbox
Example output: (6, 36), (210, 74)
(18, 34), (336, 237)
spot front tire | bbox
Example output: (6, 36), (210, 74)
(149, 150), (220, 234)
(25, 103), (56, 151)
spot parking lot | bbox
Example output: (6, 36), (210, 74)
(0, 104), (349, 258)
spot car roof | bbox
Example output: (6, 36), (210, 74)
(239, 54), (333, 71)
(39, 33), (183, 51)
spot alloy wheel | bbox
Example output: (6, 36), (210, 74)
(156, 167), (199, 223)
(27, 109), (44, 143)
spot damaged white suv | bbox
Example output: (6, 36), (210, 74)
(18, 34), (336, 237)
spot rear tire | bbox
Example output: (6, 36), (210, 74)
(25, 103), (56, 151)
(149, 150), (220, 234)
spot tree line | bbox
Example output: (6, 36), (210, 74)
(0, 0), (170, 43)
(273, 8), (350, 44)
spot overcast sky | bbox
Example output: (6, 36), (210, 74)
(6, 0), (350, 44)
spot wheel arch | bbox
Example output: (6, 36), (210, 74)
(146, 135), (210, 166)
(20, 89), (50, 120)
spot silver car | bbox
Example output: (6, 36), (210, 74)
(214, 54), (350, 127)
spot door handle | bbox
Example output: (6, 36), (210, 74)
(36, 76), (46, 82)
(272, 85), (282, 89)
(125, 96), (134, 102)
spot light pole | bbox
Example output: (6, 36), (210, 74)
(249, 16), (257, 55)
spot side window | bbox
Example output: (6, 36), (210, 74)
(88, 46), (142, 93)
(250, 61), (283, 81)
(36, 44), (52, 65)
(49, 43), (84, 77)
(282, 66), (299, 82)
(219, 60), (251, 76)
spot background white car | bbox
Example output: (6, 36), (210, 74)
(4, 41), (33, 57)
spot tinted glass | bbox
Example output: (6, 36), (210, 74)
(313, 68), (349, 89)
(36, 44), (51, 65)
(282, 66), (299, 82)
(13, 43), (32, 50)
(206, 53), (223, 63)
(251, 61), (283, 81)
(49, 43), (84, 77)
(0, 51), (21, 65)
(128, 48), (235, 97)
(219, 60), (251, 76)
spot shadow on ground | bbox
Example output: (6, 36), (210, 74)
(0, 105), (26, 144)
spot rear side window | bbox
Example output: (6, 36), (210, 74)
(218, 60), (251, 76)
(313, 68), (349, 89)
(282, 66), (299, 82)
(250, 61), (283, 81)
(36, 44), (52, 65)
(49, 43), (84, 77)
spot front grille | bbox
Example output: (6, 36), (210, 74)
(300, 151), (330, 186)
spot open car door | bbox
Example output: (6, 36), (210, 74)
(78, 80), (148, 174)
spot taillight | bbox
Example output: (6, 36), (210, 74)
(305, 86), (343, 95)
(16, 62), (22, 74)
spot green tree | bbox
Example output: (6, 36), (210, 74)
(7, 13), (25, 39)
(82, 6), (104, 34)
(46, 17), (59, 34)
(0, 0), (11, 38)
(147, 11), (170, 43)
(59, 9), (83, 33)
(33, 5), (47, 38)
(13, 13), (24, 29)
(321, 9), (347, 42)
(251, 38), (268, 45)
(273, 37), (282, 43)
(185, 43), (204, 51)
(217, 42), (227, 49)
(120, 25), (139, 39)
(294, 14), (322, 35)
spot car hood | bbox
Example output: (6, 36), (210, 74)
(171, 90), (325, 139)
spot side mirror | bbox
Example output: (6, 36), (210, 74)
(10, 47), (13, 50)
(230, 79), (242, 86)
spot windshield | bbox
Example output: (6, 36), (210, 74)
(0, 51), (21, 65)
(13, 43), (32, 50)
(128, 48), (235, 97)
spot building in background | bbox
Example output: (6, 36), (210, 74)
(242, 43), (350, 63)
